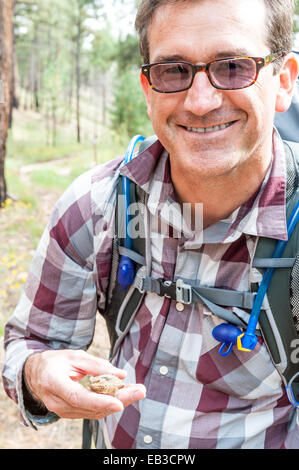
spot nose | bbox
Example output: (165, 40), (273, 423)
(183, 69), (223, 116)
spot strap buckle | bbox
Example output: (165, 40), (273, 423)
(176, 279), (192, 305)
(135, 266), (147, 293)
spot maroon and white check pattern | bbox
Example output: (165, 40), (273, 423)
(2, 129), (298, 448)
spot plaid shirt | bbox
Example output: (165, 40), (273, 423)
(2, 129), (299, 449)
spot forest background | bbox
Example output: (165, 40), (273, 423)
(0, 0), (298, 449)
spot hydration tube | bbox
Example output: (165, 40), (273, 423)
(285, 371), (299, 408)
(118, 136), (299, 360)
(117, 135), (145, 290)
(238, 199), (299, 352)
(213, 199), (299, 356)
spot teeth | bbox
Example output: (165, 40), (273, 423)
(185, 122), (232, 133)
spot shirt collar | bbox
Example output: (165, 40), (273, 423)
(119, 139), (168, 194)
(119, 129), (288, 243)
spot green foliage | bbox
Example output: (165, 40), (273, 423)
(30, 168), (74, 190)
(294, 0), (299, 32)
(89, 27), (117, 71)
(6, 113), (85, 165)
(5, 169), (37, 208)
(109, 66), (153, 138)
(13, 1), (154, 146)
(108, 29), (153, 138)
(114, 34), (142, 70)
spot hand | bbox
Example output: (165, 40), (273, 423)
(23, 349), (146, 420)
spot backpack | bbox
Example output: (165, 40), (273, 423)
(82, 137), (299, 448)
(105, 137), (299, 400)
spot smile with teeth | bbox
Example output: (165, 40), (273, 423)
(185, 121), (235, 133)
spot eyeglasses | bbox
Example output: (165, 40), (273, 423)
(141, 53), (284, 93)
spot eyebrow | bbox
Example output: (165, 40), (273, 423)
(151, 49), (252, 63)
(215, 49), (252, 58)
(152, 54), (186, 62)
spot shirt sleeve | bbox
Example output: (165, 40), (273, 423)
(2, 168), (101, 428)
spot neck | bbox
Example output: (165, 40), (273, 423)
(170, 146), (272, 229)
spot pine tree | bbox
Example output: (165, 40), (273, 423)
(0, 0), (14, 205)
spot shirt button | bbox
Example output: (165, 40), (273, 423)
(144, 435), (153, 444)
(159, 366), (168, 376)
(176, 302), (184, 311)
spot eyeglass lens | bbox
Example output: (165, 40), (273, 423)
(149, 58), (257, 92)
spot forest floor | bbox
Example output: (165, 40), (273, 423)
(0, 109), (112, 449)
(0, 322), (110, 449)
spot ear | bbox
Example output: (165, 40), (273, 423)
(140, 70), (152, 119)
(275, 53), (299, 113)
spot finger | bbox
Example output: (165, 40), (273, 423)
(46, 376), (125, 411)
(116, 384), (146, 408)
(60, 384), (147, 419)
(43, 383), (126, 419)
(45, 393), (123, 420)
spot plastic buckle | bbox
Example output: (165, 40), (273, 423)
(135, 266), (147, 293)
(160, 279), (173, 298)
(176, 279), (192, 305)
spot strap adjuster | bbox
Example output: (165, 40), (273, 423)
(176, 279), (192, 304)
(135, 266), (147, 293)
(135, 272), (193, 305)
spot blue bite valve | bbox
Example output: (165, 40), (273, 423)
(117, 256), (135, 290)
(212, 324), (243, 357)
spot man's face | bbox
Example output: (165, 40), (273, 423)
(141, 0), (290, 180)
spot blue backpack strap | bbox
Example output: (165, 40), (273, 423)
(104, 136), (157, 356)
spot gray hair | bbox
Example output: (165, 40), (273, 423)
(135, 0), (295, 73)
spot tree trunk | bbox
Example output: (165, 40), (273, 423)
(0, 0), (13, 206)
(102, 74), (107, 126)
(51, 96), (57, 147)
(75, 19), (81, 144)
(9, 0), (17, 129)
(32, 22), (40, 112)
(67, 63), (74, 123)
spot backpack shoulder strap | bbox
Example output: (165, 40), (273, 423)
(253, 140), (299, 405)
(104, 136), (157, 358)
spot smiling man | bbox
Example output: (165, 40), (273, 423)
(2, 0), (299, 450)
(139, 0), (298, 226)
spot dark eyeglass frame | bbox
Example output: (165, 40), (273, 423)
(141, 52), (284, 93)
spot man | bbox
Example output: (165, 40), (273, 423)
(2, 0), (299, 449)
